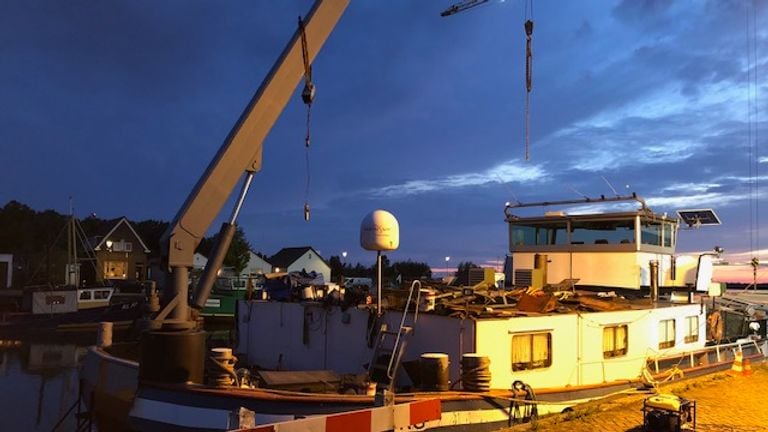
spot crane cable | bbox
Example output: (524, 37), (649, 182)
(745, 0), (761, 287)
(299, 16), (314, 222)
(524, 0), (534, 161)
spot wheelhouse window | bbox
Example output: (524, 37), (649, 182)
(511, 223), (568, 246)
(571, 220), (635, 245)
(641, 222), (662, 246)
(684, 316), (699, 343)
(659, 319), (676, 349)
(603, 325), (628, 358)
(79, 291), (92, 301)
(511, 332), (552, 371)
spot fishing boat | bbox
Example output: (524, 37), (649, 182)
(0, 212), (145, 336)
(80, 195), (767, 431)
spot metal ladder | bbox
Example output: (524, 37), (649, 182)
(367, 280), (423, 391)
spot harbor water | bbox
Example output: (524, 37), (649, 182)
(0, 338), (84, 431)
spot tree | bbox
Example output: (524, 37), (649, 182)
(328, 255), (344, 283)
(134, 219), (169, 258)
(454, 261), (480, 285)
(225, 226), (252, 275)
(391, 260), (432, 283)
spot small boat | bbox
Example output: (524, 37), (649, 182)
(0, 285), (143, 336)
(80, 195), (767, 432)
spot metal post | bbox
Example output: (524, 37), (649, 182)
(650, 260), (659, 303)
(377, 251), (382, 316)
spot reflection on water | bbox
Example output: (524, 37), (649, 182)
(0, 339), (87, 432)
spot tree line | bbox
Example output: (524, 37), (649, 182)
(0, 200), (478, 287)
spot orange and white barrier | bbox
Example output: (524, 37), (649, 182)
(742, 357), (753, 376)
(235, 399), (441, 432)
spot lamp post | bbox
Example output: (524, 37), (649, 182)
(340, 251), (347, 285)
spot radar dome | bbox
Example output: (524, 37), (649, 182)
(360, 210), (399, 251)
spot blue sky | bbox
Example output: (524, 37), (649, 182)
(1, 0), (766, 271)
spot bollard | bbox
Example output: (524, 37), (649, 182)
(97, 321), (113, 348)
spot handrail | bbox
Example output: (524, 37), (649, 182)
(386, 280), (422, 379)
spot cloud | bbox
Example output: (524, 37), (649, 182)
(367, 159), (546, 198)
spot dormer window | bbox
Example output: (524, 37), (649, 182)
(111, 240), (133, 252)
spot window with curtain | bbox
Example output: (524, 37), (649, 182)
(103, 260), (128, 279)
(659, 319), (676, 349)
(511, 332), (552, 371)
(603, 325), (628, 358)
(684, 315), (699, 343)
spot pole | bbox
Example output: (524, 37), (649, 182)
(377, 251), (382, 316)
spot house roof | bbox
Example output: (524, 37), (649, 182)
(269, 246), (328, 269)
(93, 217), (151, 253)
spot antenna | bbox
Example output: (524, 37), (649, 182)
(601, 176), (620, 197)
(495, 174), (520, 206)
(564, 183), (588, 199)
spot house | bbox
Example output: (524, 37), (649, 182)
(0, 253), (12, 289)
(194, 250), (272, 279)
(269, 246), (330, 283)
(90, 217), (151, 284)
(192, 253), (208, 271)
(241, 251), (272, 277)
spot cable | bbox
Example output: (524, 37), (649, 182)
(523, 0), (534, 160)
(299, 16), (314, 222)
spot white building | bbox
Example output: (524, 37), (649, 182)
(269, 246), (331, 283)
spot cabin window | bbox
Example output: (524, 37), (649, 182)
(684, 316), (699, 343)
(659, 319), (676, 349)
(94, 290), (110, 300)
(103, 261), (128, 280)
(511, 332), (552, 371)
(79, 291), (92, 301)
(603, 325), (628, 358)
(641, 222), (662, 246)
(571, 220), (635, 245)
(511, 223), (567, 246)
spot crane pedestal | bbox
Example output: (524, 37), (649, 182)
(139, 330), (206, 385)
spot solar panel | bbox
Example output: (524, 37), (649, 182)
(677, 209), (721, 227)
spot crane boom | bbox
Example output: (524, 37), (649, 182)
(157, 0), (349, 327)
(440, 0), (490, 17)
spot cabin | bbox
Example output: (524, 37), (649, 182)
(269, 247), (330, 283)
(237, 299), (713, 392)
(505, 206), (704, 291)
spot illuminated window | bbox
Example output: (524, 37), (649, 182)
(511, 332), (552, 371)
(659, 319), (676, 349)
(104, 261), (128, 280)
(684, 316), (699, 343)
(603, 325), (628, 358)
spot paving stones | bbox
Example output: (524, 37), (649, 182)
(500, 363), (768, 432)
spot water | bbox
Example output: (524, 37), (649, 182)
(0, 338), (85, 431)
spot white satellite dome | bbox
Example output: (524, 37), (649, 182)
(360, 210), (399, 251)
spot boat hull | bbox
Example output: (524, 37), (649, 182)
(80, 341), (765, 432)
